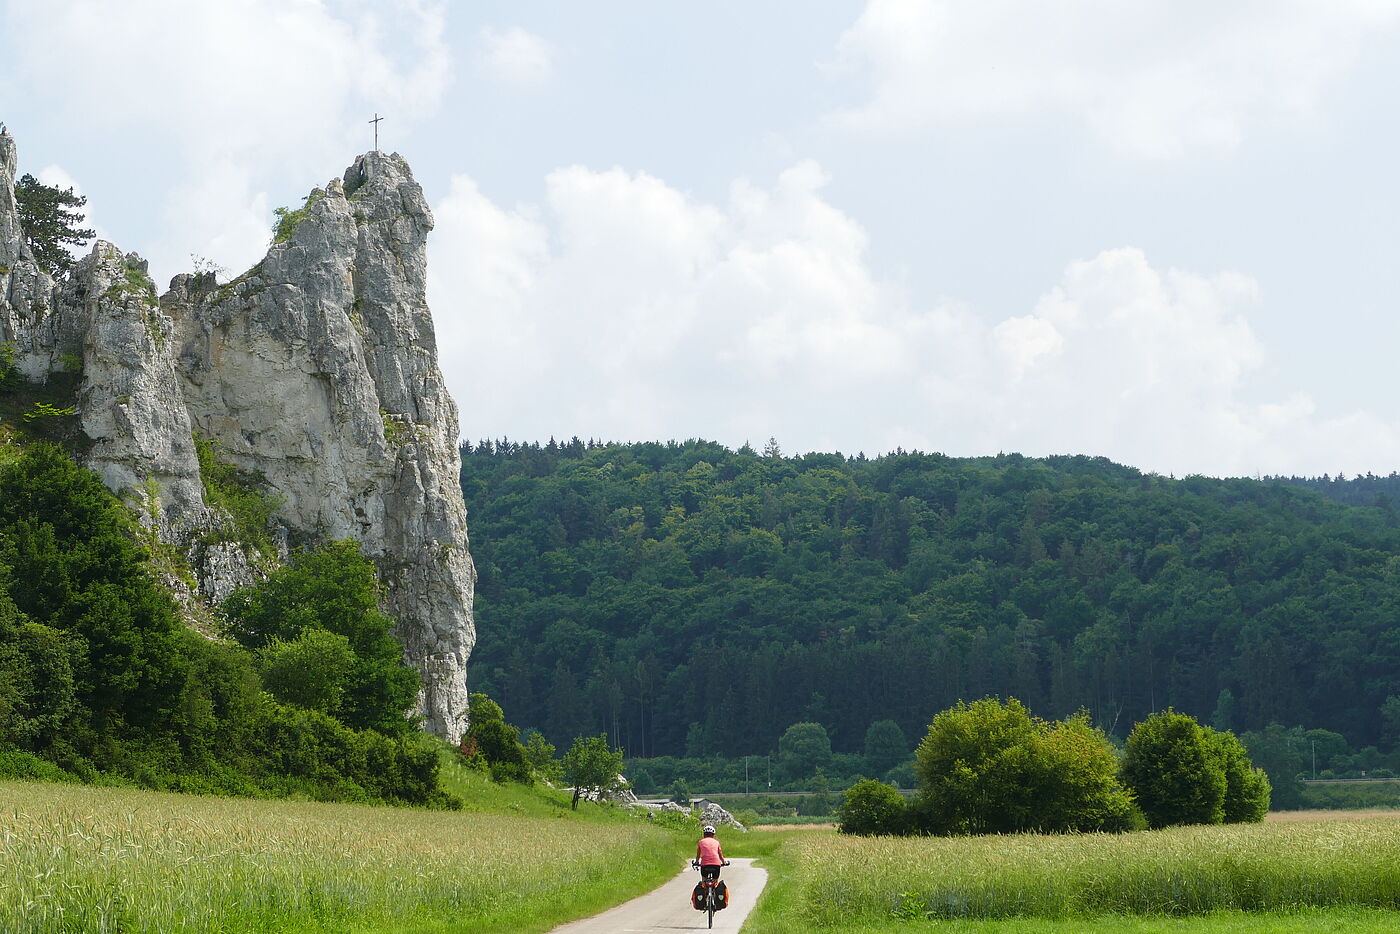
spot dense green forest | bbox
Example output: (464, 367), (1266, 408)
(461, 438), (1400, 772)
(1274, 472), (1400, 509)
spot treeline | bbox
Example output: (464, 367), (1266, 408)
(0, 443), (455, 807)
(1274, 472), (1400, 509)
(839, 700), (1267, 837)
(461, 437), (1400, 761)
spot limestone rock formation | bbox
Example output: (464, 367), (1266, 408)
(698, 800), (747, 832)
(0, 125), (476, 742)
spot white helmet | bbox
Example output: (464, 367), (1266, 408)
(703, 825), (716, 835)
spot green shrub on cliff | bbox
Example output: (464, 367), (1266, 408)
(0, 443), (453, 807)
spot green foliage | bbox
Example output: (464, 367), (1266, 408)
(838, 778), (907, 835)
(223, 540), (420, 735)
(669, 776), (691, 806)
(863, 718), (909, 776)
(778, 721), (832, 782)
(522, 729), (561, 782)
(272, 189), (325, 243)
(0, 443), (186, 732)
(381, 409), (408, 445)
(1240, 722), (1308, 808)
(0, 360), (83, 450)
(1208, 727), (1272, 822)
(0, 445), (453, 807)
(104, 258), (158, 311)
(0, 586), (78, 748)
(14, 173), (95, 277)
(256, 628), (355, 714)
(463, 693), (531, 783)
(251, 706), (451, 806)
(460, 440), (1400, 766)
(914, 697), (1135, 835)
(469, 691), (505, 726)
(21, 400), (76, 422)
(561, 733), (625, 810)
(1122, 710), (1227, 828)
(1299, 781), (1400, 809)
(192, 435), (281, 557)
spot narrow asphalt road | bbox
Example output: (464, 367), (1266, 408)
(548, 858), (768, 933)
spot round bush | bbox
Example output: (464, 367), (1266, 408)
(838, 778), (907, 835)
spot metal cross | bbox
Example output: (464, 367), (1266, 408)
(369, 113), (384, 152)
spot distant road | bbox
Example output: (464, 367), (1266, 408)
(547, 858), (767, 933)
(644, 789), (917, 801)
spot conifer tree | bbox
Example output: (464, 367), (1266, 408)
(15, 174), (95, 276)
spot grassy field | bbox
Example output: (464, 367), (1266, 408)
(742, 816), (1400, 932)
(0, 765), (685, 934)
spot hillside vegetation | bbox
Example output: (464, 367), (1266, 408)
(461, 439), (1400, 772)
(0, 353), (461, 804)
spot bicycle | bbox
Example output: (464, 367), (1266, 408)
(691, 858), (731, 929)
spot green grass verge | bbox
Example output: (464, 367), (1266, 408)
(746, 907), (1400, 933)
(0, 765), (688, 934)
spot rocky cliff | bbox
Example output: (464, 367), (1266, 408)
(0, 126), (475, 742)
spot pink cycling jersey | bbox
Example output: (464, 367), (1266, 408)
(697, 836), (724, 866)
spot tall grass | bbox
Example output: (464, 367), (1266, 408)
(0, 778), (679, 933)
(771, 817), (1400, 926)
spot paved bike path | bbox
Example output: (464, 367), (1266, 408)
(548, 858), (767, 933)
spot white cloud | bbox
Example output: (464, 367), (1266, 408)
(476, 26), (555, 87)
(5, 0), (452, 280)
(828, 0), (1400, 157)
(430, 162), (1400, 476)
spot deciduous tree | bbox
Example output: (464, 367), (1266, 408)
(562, 733), (625, 810)
(1122, 710), (1226, 828)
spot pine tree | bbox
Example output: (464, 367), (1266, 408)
(15, 174), (95, 276)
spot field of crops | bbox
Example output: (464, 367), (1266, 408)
(0, 776), (680, 933)
(745, 816), (1400, 930)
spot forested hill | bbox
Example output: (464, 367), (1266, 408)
(1274, 472), (1400, 509)
(461, 439), (1400, 761)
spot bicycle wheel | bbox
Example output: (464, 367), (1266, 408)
(707, 885), (714, 928)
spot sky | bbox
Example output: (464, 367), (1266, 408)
(3, 0), (1399, 478)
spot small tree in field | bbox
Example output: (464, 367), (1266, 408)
(838, 779), (907, 836)
(562, 733), (625, 810)
(915, 697), (1038, 834)
(914, 697), (1135, 835)
(1122, 710), (1226, 828)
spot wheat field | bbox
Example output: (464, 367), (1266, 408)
(0, 778), (677, 933)
(770, 816), (1400, 926)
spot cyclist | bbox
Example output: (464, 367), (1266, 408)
(693, 824), (726, 883)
